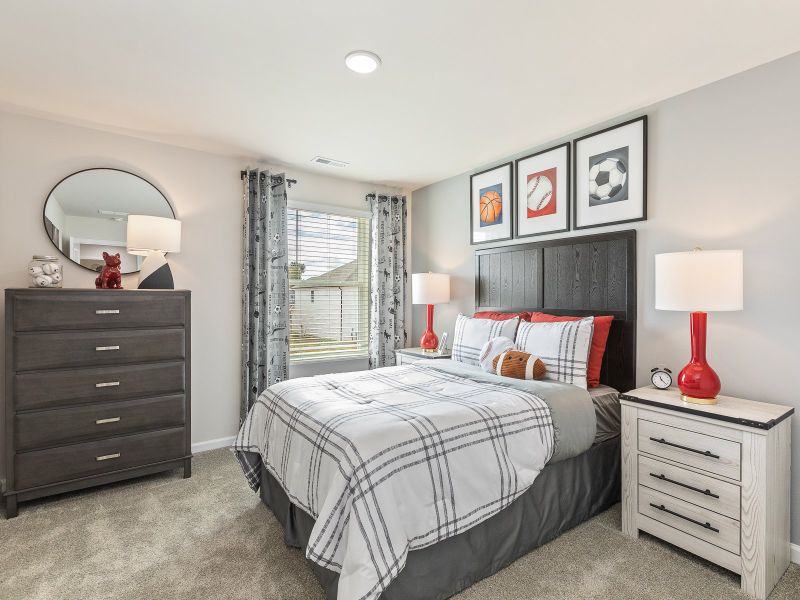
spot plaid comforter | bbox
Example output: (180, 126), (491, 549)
(233, 364), (555, 600)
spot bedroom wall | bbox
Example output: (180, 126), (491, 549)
(409, 51), (800, 544)
(0, 109), (397, 481)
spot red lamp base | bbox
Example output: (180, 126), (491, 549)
(677, 312), (721, 405)
(419, 304), (438, 351)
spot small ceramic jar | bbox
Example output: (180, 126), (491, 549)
(28, 255), (63, 288)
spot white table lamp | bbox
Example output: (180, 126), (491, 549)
(127, 215), (182, 289)
(412, 272), (450, 351)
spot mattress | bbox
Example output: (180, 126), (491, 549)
(589, 384), (621, 444)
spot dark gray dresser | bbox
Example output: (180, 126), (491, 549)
(3, 289), (191, 518)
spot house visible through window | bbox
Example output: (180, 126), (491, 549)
(288, 207), (370, 361)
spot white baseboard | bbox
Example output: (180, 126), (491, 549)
(191, 436), (235, 454)
(792, 543), (800, 566)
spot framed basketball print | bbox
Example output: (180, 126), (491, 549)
(573, 116), (647, 230)
(470, 162), (513, 245)
(514, 142), (570, 238)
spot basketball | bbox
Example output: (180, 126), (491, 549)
(480, 190), (502, 225)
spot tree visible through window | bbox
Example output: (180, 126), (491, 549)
(288, 208), (370, 361)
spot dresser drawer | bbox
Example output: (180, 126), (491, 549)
(14, 328), (185, 371)
(14, 427), (186, 490)
(639, 486), (740, 555)
(15, 362), (185, 411)
(13, 291), (186, 332)
(638, 418), (741, 481)
(15, 394), (185, 451)
(638, 455), (740, 520)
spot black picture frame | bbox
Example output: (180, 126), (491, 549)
(572, 115), (647, 230)
(514, 142), (571, 239)
(469, 161), (514, 245)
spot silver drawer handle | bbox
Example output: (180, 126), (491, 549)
(95, 309), (120, 315)
(95, 345), (120, 352)
(95, 417), (121, 425)
(96, 453), (121, 461)
(95, 381), (120, 388)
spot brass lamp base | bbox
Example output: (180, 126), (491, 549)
(681, 393), (718, 405)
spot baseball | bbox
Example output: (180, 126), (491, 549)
(527, 174), (553, 212)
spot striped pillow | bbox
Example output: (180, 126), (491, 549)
(514, 317), (594, 389)
(451, 314), (520, 366)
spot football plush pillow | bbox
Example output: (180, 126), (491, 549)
(491, 350), (546, 380)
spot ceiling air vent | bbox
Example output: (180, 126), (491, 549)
(311, 156), (349, 168)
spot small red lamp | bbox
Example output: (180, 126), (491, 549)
(412, 272), (450, 352)
(655, 249), (743, 404)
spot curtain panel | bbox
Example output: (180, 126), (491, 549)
(367, 193), (408, 368)
(241, 170), (289, 421)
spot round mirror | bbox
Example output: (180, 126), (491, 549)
(43, 168), (175, 274)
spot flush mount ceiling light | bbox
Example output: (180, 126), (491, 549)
(345, 50), (381, 74)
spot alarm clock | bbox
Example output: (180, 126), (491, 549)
(650, 367), (673, 390)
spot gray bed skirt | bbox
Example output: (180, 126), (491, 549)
(259, 435), (621, 600)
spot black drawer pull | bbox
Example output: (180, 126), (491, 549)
(649, 472), (720, 499)
(649, 503), (719, 533)
(649, 437), (720, 460)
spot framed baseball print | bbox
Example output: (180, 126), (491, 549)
(470, 161), (513, 244)
(573, 116), (647, 230)
(514, 142), (570, 238)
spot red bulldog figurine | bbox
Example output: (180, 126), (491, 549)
(95, 252), (123, 289)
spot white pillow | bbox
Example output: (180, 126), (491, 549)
(514, 317), (594, 389)
(452, 315), (520, 366)
(478, 336), (516, 372)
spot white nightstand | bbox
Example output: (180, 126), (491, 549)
(620, 387), (793, 599)
(395, 347), (452, 365)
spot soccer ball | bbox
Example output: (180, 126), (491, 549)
(588, 158), (627, 202)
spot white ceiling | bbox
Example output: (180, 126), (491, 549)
(2, 1), (799, 189)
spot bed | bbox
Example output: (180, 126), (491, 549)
(235, 229), (636, 600)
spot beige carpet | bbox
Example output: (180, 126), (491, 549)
(1, 448), (798, 600)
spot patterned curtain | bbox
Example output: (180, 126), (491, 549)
(367, 193), (408, 368)
(241, 170), (289, 421)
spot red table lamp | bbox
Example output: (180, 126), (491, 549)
(412, 272), (450, 352)
(655, 249), (743, 404)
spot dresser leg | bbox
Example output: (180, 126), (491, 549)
(4, 494), (18, 519)
(183, 458), (192, 479)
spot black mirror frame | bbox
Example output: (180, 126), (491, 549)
(42, 167), (176, 274)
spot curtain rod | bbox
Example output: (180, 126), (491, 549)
(240, 171), (297, 188)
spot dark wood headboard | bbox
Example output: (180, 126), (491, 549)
(474, 229), (636, 392)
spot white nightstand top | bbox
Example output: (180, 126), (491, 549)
(395, 347), (452, 359)
(621, 386), (794, 431)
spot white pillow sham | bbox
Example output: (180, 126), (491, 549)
(514, 317), (594, 389)
(451, 314), (520, 366)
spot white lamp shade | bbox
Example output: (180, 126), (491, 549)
(127, 215), (181, 256)
(412, 272), (450, 305)
(655, 250), (743, 312)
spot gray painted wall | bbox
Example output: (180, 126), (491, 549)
(410, 52), (800, 544)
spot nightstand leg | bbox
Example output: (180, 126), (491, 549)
(620, 405), (638, 538)
(5, 494), (18, 519)
(183, 458), (192, 479)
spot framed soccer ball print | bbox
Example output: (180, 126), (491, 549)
(514, 142), (570, 238)
(470, 162), (513, 244)
(573, 116), (647, 230)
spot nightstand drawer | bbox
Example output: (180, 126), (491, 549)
(639, 418), (741, 481)
(639, 486), (740, 555)
(638, 455), (740, 519)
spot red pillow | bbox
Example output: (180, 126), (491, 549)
(473, 311), (531, 322)
(528, 312), (614, 388)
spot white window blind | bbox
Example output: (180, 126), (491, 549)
(288, 208), (370, 362)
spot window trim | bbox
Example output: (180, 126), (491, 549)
(287, 202), (371, 365)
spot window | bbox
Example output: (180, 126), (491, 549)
(288, 207), (370, 362)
